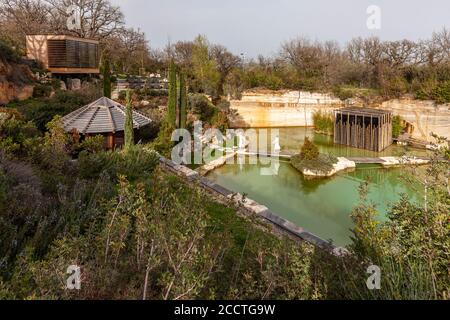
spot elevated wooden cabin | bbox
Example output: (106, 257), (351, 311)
(26, 35), (100, 74)
(334, 107), (393, 152)
(61, 97), (152, 149)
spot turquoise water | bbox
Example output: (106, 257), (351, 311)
(207, 127), (426, 246)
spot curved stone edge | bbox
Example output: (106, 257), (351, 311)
(196, 152), (236, 176)
(159, 156), (347, 257)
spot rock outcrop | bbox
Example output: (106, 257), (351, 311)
(301, 157), (356, 178)
(0, 55), (35, 105)
(229, 90), (343, 128)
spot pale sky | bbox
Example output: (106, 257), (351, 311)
(111, 0), (450, 57)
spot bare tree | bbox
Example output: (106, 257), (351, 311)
(43, 0), (124, 38)
(0, 0), (50, 50)
(382, 40), (419, 67)
(211, 44), (240, 96)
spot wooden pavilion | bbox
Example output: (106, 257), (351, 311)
(26, 35), (100, 74)
(334, 107), (393, 152)
(61, 97), (152, 149)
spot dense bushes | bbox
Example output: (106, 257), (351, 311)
(6, 89), (102, 131)
(392, 115), (404, 138)
(300, 137), (319, 160)
(415, 79), (450, 103)
(0, 109), (449, 299)
(189, 94), (218, 122)
(78, 145), (159, 181)
(312, 111), (334, 135)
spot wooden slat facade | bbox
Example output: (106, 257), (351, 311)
(26, 35), (100, 74)
(48, 39), (99, 69)
(334, 108), (393, 152)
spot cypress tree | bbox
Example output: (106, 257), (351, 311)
(103, 56), (112, 98)
(178, 72), (187, 129)
(124, 90), (135, 151)
(168, 60), (177, 127)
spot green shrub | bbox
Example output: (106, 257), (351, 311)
(392, 115), (404, 138)
(7, 90), (101, 131)
(118, 90), (127, 101)
(433, 80), (450, 104)
(0, 40), (20, 63)
(77, 145), (159, 182)
(32, 84), (53, 98)
(290, 138), (338, 174)
(291, 153), (337, 174)
(300, 137), (319, 161)
(78, 135), (105, 154)
(189, 94), (218, 122)
(312, 111), (334, 135)
(0, 117), (41, 157)
(150, 120), (175, 158)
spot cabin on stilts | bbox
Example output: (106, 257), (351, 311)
(334, 107), (393, 152)
(61, 97), (152, 150)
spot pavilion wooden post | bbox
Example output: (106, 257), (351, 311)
(106, 133), (114, 150)
(334, 108), (393, 152)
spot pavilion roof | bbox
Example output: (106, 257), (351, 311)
(335, 107), (392, 117)
(61, 97), (152, 134)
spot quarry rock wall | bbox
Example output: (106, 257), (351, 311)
(229, 90), (450, 141)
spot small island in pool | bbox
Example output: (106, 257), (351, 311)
(290, 137), (356, 178)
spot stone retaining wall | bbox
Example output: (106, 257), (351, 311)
(159, 157), (346, 256)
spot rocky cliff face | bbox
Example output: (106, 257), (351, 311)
(0, 55), (35, 105)
(229, 90), (343, 128)
(380, 99), (450, 141)
(229, 90), (450, 141)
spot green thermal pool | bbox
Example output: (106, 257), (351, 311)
(206, 127), (428, 246)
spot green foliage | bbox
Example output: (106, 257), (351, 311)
(415, 78), (450, 103)
(312, 111), (334, 135)
(124, 90), (135, 151)
(433, 80), (450, 104)
(77, 145), (159, 182)
(0, 113), (40, 157)
(332, 86), (380, 100)
(32, 84), (53, 98)
(191, 35), (220, 95)
(300, 137), (319, 161)
(151, 120), (175, 158)
(290, 138), (338, 174)
(189, 94), (218, 122)
(291, 153), (337, 174)
(102, 57), (112, 99)
(6, 90), (101, 132)
(392, 115), (404, 138)
(78, 135), (105, 154)
(0, 40), (20, 63)
(168, 60), (178, 127)
(178, 72), (187, 129)
(317, 141), (450, 300)
(0, 163), (322, 300)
